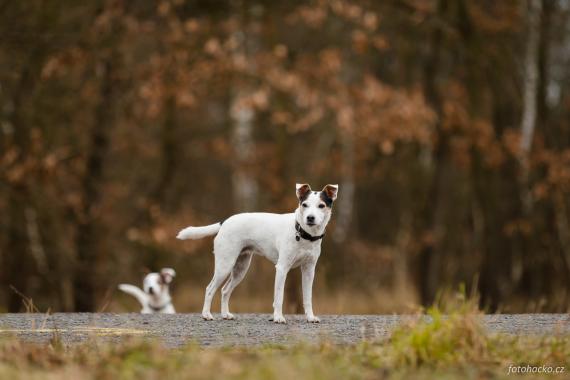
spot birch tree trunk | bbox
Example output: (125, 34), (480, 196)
(230, 2), (258, 212)
(520, 0), (542, 169)
(231, 93), (257, 211)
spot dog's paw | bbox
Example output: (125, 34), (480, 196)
(222, 312), (235, 320)
(272, 314), (286, 324)
(307, 315), (320, 323)
(202, 312), (214, 321)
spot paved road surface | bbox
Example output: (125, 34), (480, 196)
(0, 313), (568, 348)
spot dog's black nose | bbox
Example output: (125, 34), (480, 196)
(148, 287), (155, 295)
(306, 215), (315, 223)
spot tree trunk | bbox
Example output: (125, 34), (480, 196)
(231, 92), (257, 211)
(416, 0), (448, 306)
(152, 95), (178, 208)
(537, 0), (553, 143)
(4, 62), (37, 311)
(333, 129), (355, 243)
(519, 0), (542, 175)
(73, 59), (115, 311)
(230, 1), (258, 212)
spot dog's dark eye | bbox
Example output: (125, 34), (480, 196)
(302, 203), (308, 208)
(318, 204), (325, 208)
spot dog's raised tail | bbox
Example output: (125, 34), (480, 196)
(118, 284), (147, 307)
(176, 222), (222, 240)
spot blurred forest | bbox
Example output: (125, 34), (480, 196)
(1, 0), (570, 314)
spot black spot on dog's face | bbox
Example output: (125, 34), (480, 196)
(320, 191), (334, 208)
(144, 273), (162, 295)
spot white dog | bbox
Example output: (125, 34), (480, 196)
(118, 268), (176, 314)
(177, 183), (338, 323)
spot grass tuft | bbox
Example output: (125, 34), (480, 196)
(387, 290), (489, 367)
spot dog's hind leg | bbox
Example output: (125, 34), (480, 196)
(202, 242), (237, 320)
(221, 251), (253, 320)
(202, 268), (231, 320)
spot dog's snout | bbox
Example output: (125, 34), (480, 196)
(306, 215), (315, 223)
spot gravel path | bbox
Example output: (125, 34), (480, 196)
(0, 313), (568, 348)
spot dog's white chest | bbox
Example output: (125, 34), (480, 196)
(289, 242), (320, 268)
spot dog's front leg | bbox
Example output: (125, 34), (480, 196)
(301, 263), (320, 323)
(272, 263), (289, 324)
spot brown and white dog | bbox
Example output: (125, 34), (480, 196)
(118, 268), (176, 314)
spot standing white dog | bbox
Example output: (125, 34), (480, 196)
(177, 183), (338, 323)
(118, 268), (176, 314)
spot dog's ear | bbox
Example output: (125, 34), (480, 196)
(322, 184), (339, 202)
(160, 268), (176, 284)
(296, 183), (312, 202)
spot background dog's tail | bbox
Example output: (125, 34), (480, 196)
(176, 222), (222, 240)
(118, 284), (147, 307)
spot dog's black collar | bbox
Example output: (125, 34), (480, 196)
(295, 221), (325, 242)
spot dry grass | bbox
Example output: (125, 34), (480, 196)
(2, 292), (569, 380)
